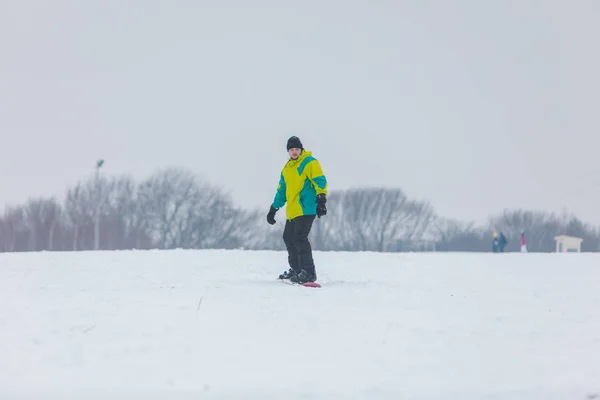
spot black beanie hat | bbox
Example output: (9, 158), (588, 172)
(287, 136), (303, 151)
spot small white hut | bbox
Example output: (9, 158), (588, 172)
(554, 235), (583, 252)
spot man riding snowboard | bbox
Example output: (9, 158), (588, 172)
(267, 136), (328, 284)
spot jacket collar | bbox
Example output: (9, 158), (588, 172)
(287, 149), (312, 166)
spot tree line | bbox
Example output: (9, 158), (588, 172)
(1, 167), (598, 253)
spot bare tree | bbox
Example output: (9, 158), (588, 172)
(24, 197), (64, 251)
(63, 173), (120, 250)
(255, 220), (287, 250)
(64, 181), (92, 251)
(193, 206), (265, 249)
(398, 199), (437, 243)
(98, 175), (154, 250)
(137, 167), (236, 249)
(433, 217), (477, 251)
(178, 182), (236, 249)
(312, 188), (436, 252)
(0, 206), (28, 252)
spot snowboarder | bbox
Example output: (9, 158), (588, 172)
(266, 136), (328, 284)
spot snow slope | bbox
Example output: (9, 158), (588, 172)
(1, 249), (599, 399)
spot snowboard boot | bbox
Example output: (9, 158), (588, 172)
(290, 269), (317, 284)
(278, 268), (298, 280)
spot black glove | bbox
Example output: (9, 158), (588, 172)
(316, 194), (327, 218)
(267, 206), (278, 225)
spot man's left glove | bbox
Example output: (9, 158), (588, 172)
(316, 194), (327, 218)
(267, 206), (278, 225)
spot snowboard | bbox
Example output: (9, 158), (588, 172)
(278, 279), (321, 288)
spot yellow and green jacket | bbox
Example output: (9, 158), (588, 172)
(272, 150), (328, 220)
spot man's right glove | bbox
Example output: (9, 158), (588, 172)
(316, 194), (327, 218)
(266, 205), (278, 225)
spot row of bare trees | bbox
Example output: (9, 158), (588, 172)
(0, 168), (263, 252)
(1, 167), (599, 252)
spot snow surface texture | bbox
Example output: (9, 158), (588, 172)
(1, 249), (599, 400)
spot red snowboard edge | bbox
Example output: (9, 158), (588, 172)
(301, 282), (321, 288)
(278, 278), (321, 288)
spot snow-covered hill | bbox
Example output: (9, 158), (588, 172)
(1, 249), (599, 399)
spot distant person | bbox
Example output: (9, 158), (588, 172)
(520, 232), (528, 252)
(492, 232), (499, 252)
(498, 232), (507, 252)
(266, 136), (328, 284)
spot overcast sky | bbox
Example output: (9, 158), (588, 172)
(1, 0), (599, 224)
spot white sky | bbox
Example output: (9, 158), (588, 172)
(1, 0), (599, 224)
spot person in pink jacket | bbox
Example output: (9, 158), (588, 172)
(520, 232), (528, 252)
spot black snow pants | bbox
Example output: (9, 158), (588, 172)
(283, 215), (316, 276)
